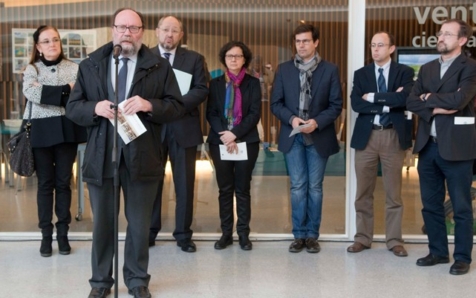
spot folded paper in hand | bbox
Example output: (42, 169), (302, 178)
(289, 123), (313, 137)
(219, 142), (248, 161)
(109, 100), (147, 144)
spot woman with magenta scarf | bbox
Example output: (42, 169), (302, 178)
(206, 41), (261, 251)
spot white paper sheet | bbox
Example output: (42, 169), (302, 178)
(219, 142), (248, 161)
(173, 68), (192, 95)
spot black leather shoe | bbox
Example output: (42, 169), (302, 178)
(177, 239), (197, 252)
(289, 238), (305, 253)
(57, 236), (71, 255)
(128, 286), (151, 298)
(450, 261), (470, 275)
(416, 253), (450, 266)
(214, 235), (233, 250)
(40, 236), (53, 257)
(239, 236), (252, 251)
(88, 287), (111, 298)
(305, 237), (320, 253)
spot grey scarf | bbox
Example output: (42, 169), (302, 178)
(294, 52), (321, 144)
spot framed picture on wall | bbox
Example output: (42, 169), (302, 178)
(12, 28), (97, 73)
(395, 47), (439, 80)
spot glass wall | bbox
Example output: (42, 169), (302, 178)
(3, 0), (473, 241)
(0, 0), (348, 237)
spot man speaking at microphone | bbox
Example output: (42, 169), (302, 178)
(66, 8), (184, 298)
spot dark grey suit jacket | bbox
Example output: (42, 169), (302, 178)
(153, 46), (209, 148)
(350, 61), (414, 150)
(407, 54), (476, 161)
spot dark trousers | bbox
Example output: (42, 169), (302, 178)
(87, 160), (158, 290)
(150, 125), (197, 241)
(209, 142), (259, 236)
(33, 142), (78, 236)
(418, 141), (474, 263)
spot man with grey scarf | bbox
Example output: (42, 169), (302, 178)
(271, 24), (343, 253)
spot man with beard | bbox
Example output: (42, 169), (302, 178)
(149, 16), (209, 252)
(348, 31), (414, 257)
(271, 24), (342, 253)
(407, 19), (476, 276)
(66, 8), (184, 298)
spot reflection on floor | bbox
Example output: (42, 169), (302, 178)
(0, 150), (427, 237)
(1, 240), (475, 297)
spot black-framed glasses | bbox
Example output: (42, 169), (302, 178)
(225, 54), (244, 60)
(38, 38), (61, 45)
(114, 25), (143, 34)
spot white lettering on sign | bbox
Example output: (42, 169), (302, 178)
(412, 4), (476, 48)
(413, 5), (475, 24)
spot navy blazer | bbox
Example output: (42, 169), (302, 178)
(350, 61), (414, 150)
(270, 59), (343, 157)
(206, 74), (261, 145)
(407, 54), (476, 161)
(153, 46), (209, 148)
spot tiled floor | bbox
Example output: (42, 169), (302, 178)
(0, 240), (475, 297)
(1, 150), (475, 297)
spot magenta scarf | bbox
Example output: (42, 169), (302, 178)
(224, 67), (246, 129)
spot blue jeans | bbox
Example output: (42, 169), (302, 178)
(285, 134), (328, 239)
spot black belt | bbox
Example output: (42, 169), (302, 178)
(372, 124), (393, 130)
(430, 136), (437, 143)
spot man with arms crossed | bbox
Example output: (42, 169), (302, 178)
(348, 31), (414, 257)
(407, 19), (476, 275)
(149, 15), (209, 252)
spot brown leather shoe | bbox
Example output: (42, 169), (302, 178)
(347, 242), (370, 253)
(391, 245), (408, 257)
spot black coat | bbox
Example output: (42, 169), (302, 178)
(66, 42), (184, 186)
(206, 74), (261, 145)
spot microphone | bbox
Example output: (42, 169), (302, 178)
(113, 44), (122, 59)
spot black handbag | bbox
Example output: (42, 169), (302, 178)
(7, 101), (34, 177)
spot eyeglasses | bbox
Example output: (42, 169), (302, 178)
(295, 39), (312, 45)
(370, 43), (390, 48)
(38, 38), (61, 45)
(158, 27), (181, 35)
(114, 25), (143, 34)
(225, 54), (244, 60)
(436, 31), (458, 38)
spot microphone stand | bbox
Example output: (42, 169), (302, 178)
(111, 54), (120, 298)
